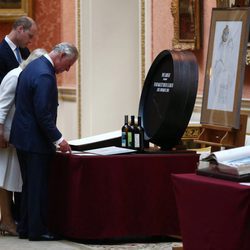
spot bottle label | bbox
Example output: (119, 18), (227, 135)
(127, 132), (133, 147)
(121, 132), (126, 147)
(134, 133), (140, 148)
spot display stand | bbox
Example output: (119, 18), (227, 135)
(195, 114), (247, 150)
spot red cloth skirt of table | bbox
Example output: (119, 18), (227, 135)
(48, 153), (198, 241)
(172, 173), (250, 250)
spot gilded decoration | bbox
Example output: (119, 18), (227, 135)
(182, 124), (202, 139)
(0, 0), (32, 21)
(171, 0), (201, 50)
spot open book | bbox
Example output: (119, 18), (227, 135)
(202, 145), (250, 176)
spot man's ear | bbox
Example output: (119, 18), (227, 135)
(60, 52), (66, 59)
(16, 25), (24, 33)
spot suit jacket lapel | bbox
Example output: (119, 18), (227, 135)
(2, 39), (18, 63)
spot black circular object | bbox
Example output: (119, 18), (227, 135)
(138, 50), (198, 149)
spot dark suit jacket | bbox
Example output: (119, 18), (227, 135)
(0, 39), (30, 84)
(10, 56), (62, 154)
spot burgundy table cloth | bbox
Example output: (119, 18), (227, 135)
(48, 153), (198, 240)
(172, 173), (250, 250)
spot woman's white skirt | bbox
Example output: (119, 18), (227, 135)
(0, 145), (22, 192)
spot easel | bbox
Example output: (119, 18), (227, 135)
(195, 114), (247, 151)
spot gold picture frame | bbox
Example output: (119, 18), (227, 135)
(200, 8), (250, 129)
(0, 0), (32, 21)
(171, 0), (202, 50)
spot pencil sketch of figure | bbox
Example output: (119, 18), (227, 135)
(207, 21), (242, 112)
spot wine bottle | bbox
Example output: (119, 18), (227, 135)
(121, 115), (129, 147)
(127, 115), (135, 148)
(134, 117), (140, 150)
(137, 116), (144, 151)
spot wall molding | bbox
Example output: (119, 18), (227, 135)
(77, 0), (81, 138)
(58, 86), (76, 102)
(241, 98), (250, 115)
(140, 0), (146, 87)
(194, 95), (250, 115)
(185, 95), (250, 142)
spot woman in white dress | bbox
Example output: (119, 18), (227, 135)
(0, 48), (46, 236)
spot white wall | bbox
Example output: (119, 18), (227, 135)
(80, 0), (141, 137)
(57, 99), (78, 140)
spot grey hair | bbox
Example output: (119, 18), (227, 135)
(20, 48), (47, 69)
(52, 42), (79, 59)
(13, 16), (36, 31)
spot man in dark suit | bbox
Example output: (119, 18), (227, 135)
(10, 42), (79, 241)
(0, 16), (37, 225)
(0, 16), (37, 84)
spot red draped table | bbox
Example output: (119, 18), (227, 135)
(48, 152), (198, 241)
(172, 173), (250, 250)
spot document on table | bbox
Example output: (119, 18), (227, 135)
(71, 151), (97, 156)
(83, 146), (137, 155)
(70, 146), (137, 156)
(239, 182), (250, 186)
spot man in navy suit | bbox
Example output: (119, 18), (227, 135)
(10, 42), (79, 241)
(0, 16), (37, 84)
(0, 16), (37, 225)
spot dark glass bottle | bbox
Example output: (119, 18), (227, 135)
(134, 117), (140, 150)
(127, 115), (135, 148)
(137, 116), (144, 151)
(121, 115), (129, 147)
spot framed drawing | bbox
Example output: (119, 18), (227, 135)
(200, 8), (250, 129)
(216, 0), (235, 7)
(216, 0), (250, 64)
(171, 0), (202, 50)
(231, 0), (250, 6)
(0, 0), (32, 21)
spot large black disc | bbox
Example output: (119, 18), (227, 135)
(138, 50), (198, 149)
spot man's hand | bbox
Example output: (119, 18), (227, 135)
(0, 135), (7, 148)
(58, 139), (72, 153)
(0, 124), (7, 148)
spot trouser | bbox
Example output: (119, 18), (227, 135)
(11, 191), (21, 222)
(16, 149), (53, 238)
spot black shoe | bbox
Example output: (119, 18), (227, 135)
(29, 233), (61, 241)
(19, 234), (28, 239)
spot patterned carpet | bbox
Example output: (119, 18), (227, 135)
(83, 242), (183, 250)
(0, 236), (183, 250)
(82, 242), (173, 250)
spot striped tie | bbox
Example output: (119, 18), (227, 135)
(15, 47), (22, 64)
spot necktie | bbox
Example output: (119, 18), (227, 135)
(15, 47), (22, 64)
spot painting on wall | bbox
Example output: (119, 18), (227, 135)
(171, 0), (202, 50)
(0, 0), (21, 8)
(0, 0), (32, 21)
(201, 8), (250, 129)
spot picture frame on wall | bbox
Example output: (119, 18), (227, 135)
(200, 8), (250, 129)
(171, 0), (202, 50)
(0, 0), (32, 21)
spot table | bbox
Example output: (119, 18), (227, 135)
(48, 152), (198, 241)
(172, 173), (250, 250)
